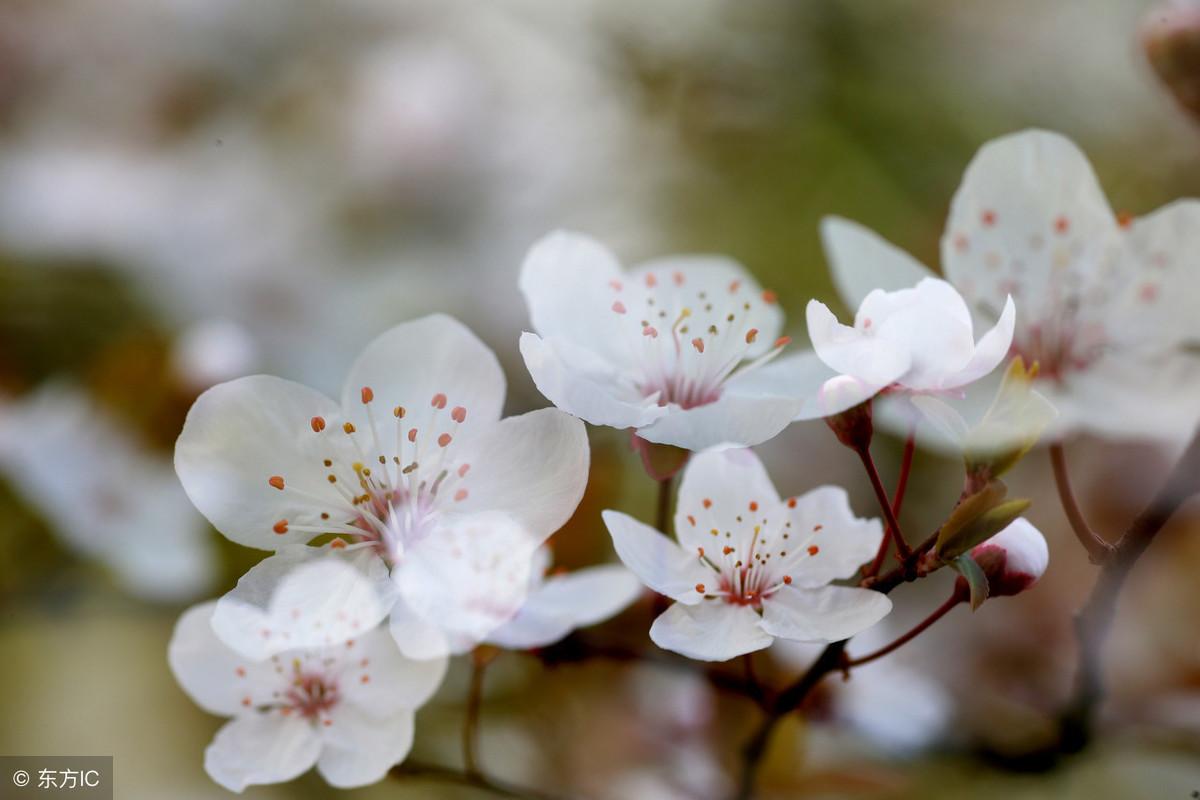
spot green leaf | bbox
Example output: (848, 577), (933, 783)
(952, 554), (989, 610)
(935, 480), (1007, 555)
(937, 497), (1032, 561)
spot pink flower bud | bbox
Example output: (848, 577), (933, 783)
(961, 518), (1048, 599)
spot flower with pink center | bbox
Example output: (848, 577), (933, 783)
(485, 546), (643, 649)
(962, 518), (1048, 599)
(795, 277), (1015, 419)
(175, 314), (590, 660)
(820, 129), (1200, 440)
(169, 597), (445, 792)
(518, 231), (806, 450)
(602, 448), (892, 661)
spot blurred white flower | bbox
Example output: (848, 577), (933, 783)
(0, 385), (215, 601)
(603, 448), (891, 661)
(169, 596), (445, 792)
(823, 129), (1200, 441)
(798, 277), (1014, 419)
(175, 315), (589, 660)
(486, 546), (642, 650)
(170, 318), (259, 391)
(519, 231), (805, 451)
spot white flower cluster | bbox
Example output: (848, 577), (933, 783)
(169, 129), (1200, 791)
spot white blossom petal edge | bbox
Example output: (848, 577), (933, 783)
(175, 314), (590, 659)
(603, 448), (891, 661)
(519, 230), (805, 450)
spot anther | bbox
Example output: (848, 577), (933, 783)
(787, 498), (797, 508)
(393, 406), (406, 418)
(273, 520), (289, 534)
(343, 422), (356, 434)
(723, 546), (734, 555)
(451, 406), (467, 423)
(691, 337), (704, 353)
(783, 575), (792, 584)
(431, 393), (447, 409)
(695, 583), (706, 593)
(268, 476), (285, 491)
(612, 301), (627, 314)
(761, 290), (777, 304)
(408, 429), (418, 442)
(745, 328), (759, 344)
(360, 387), (374, 404)
(438, 433), (452, 448)
(310, 416), (326, 432)
(774, 336), (791, 348)
(807, 545), (820, 556)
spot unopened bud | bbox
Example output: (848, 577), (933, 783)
(825, 395), (874, 452)
(957, 519), (1048, 600)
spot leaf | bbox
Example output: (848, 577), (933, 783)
(935, 480), (1008, 556)
(938, 497), (1032, 562)
(964, 356), (1058, 479)
(952, 554), (990, 610)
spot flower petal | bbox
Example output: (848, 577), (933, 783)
(174, 374), (350, 550)
(168, 601), (279, 716)
(821, 215), (937, 311)
(1114, 199), (1200, 347)
(778, 487), (883, 588)
(673, 447), (781, 553)
(634, 389), (802, 451)
(317, 708), (415, 789)
(942, 129), (1118, 329)
(649, 601), (773, 661)
(487, 564), (643, 649)
(860, 279), (976, 390)
(519, 332), (667, 429)
(340, 315), (505, 445)
(340, 627), (447, 715)
(205, 713), (321, 793)
(944, 295), (1015, 390)
(452, 408), (589, 542)
(602, 510), (710, 604)
(759, 585), (892, 643)
(388, 597), (454, 661)
(806, 300), (911, 386)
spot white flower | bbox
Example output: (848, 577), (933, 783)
(799, 277), (1015, 419)
(822, 129), (1200, 440)
(485, 546), (643, 649)
(602, 448), (891, 661)
(518, 231), (805, 451)
(0, 385), (215, 601)
(169, 594), (445, 792)
(175, 314), (590, 660)
(966, 518), (1048, 598)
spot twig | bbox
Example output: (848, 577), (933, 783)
(856, 445), (913, 561)
(844, 593), (961, 668)
(865, 431), (916, 577)
(1048, 442), (1114, 564)
(1056, 430), (1200, 752)
(392, 760), (568, 800)
(463, 649), (492, 777)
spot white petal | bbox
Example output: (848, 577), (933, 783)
(944, 295), (1015, 389)
(983, 518), (1048, 581)
(394, 511), (539, 654)
(759, 585), (892, 643)
(211, 546), (394, 660)
(942, 129), (1118, 329)
(388, 597), (454, 661)
(340, 628), (447, 714)
(340, 315), (505, 446)
(729, 350), (880, 421)
(602, 510), (711, 604)
(1114, 199), (1200, 347)
(673, 448), (780, 553)
(452, 408), (589, 542)
(860, 279), (976, 390)
(518, 230), (629, 362)
(806, 300), (911, 386)
(487, 564), (643, 649)
(174, 375), (350, 549)
(634, 389), (802, 451)
(780, 487), (883, 588)
(317, 708), (415, 789)
(168, 601), (278, 716)
(519, 332), (667, 429)
(821, 216), (937, 311)
(649, 601), (773, 661)
(205, 714), (321, 793)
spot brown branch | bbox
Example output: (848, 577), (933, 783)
(1048, 442), (1115, 564)
(845, 593), (961, 668)
(857, 445), (913, 561)
(865, 432), (916, 577)
(1056, 430), (1200, 752)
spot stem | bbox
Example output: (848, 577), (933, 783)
(1056, 430), (1200, 752)
(655, 473), (675, 535)
(742, 652), (764, 704)
(845, 593), (961, 668)
(856, 446), (912, 561)
(392, 760), (565, 800)
(1049, 442), (1114, 565)
(865, 432), (916, 577)
(463, 649), (490, 778)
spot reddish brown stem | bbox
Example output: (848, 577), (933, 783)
(857, 446), (912, 562)
(865, 432), (916, 577)
(845, 593), (961, 668)
(1048, 442), (1114, 565)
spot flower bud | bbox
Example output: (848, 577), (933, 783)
(958, 518), (1048, 599)
(824, 387), (874, 452)
(1142, 2), (1200, 122)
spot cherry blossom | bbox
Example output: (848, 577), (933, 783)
(821, 129), (1200, 440)
(0, 385), (215, 601)
(486, 547), (643, 649)
(603, 448), (891, 661)
(798, 277), (1015, 419)
(169, 594), (445, 791)
(175, 314), (590, 660)
(519, 231), (806, 450)
(965, 518), (1048, 599)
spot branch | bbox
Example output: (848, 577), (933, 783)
(857, 445), (913, 561)
(865, 432), (916, 577)
(1056, 429), (1200, 752)
(1048, 442), (1114, 564)
(845, 593), (961, 668)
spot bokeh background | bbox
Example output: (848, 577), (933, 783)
(1, 1), (1199, 797)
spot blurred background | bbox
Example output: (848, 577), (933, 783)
(1, 0), (1199, 797)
